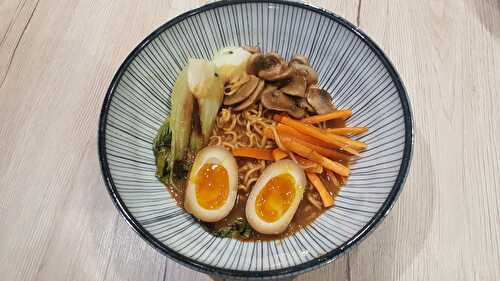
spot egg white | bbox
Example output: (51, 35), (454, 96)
(184, 146), (238, 222)
(245, 160), (306, 235)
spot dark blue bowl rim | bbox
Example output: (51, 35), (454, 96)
(98, 0), (414, 279)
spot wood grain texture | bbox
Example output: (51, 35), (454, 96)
(0, 1), (498, 281)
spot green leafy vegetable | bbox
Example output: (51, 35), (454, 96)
(212, 218), (253, 239)
(153, 117), (172, 182)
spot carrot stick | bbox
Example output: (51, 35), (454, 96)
(263, 126), (352, 161)
(287, 134), (352, 161)
(232, 147), (274, 161)
(280, 136), (350, 176)
(277, 123), (334, 148)
(295, 155), (323, 174)
(307, 173), (334, 207)
(301, 110), (352, 124)
(326, 127), (368, 136)
(278, 116), (365, 154)
(296, 139), (351, 161)
(326, 133), (367, 150)
(272, 148), (288, 161)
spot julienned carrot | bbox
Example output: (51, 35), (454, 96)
(295, 155), (323, 174)
(232, 147), (274, 161)
(286, 134), (351, 161)
(295, 139), (351, 161)
(301, 110), (352, 124)
(280, 136), (350, 176)
(263, 126), (351, 161)
(326, 127), (368, 136)
(286, 115), (366, 150)
(326, 133), (367, 150)
(278, 116), (365, 154)
(306, 173), (334, 207)
(272, 148), (288, 161)
(276, 123), (333, 148)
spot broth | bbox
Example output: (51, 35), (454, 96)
(163, 118), (347, 241)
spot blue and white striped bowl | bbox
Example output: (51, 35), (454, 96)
(98, 0), (413, 279)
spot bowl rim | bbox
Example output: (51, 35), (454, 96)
(98, 0), (414, 279)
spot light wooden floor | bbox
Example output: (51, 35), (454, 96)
(1, 0), (499, 280)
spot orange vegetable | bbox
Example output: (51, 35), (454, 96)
(295, 155), (323, 174)
(280, 136), (350, 176)
(232, 147), (274, 161)
(272, 148), (288, 161)
(326, 133), (367, 150)
(276, 123), (334, 148)
(263, 126), (351, 161)
(326, 127), (368, 136)
(301, 110), (352, 124)
(278, 116), (364, 154)
(295, 139), (351, 161)
(307, 173), (334, 207)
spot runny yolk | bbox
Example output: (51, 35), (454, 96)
(194, 163), (229, 210)
(256, 173), (296, 223)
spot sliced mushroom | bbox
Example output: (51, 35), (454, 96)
(290, 54), (309, 65)
(264, 52), (285, 65)
(296, 97), (316, 113)
(258, 65), (294, 81)
(306, 87), (337, 114)
(268, 79), (290, 89)
(223, 75), (260, 105)
(242, 45), (261, 54)
(233, 80), (266, 111)
(280, 73), (307, 97)
(246, 52), (293, 81)
(290, 62), (318, 85)
(261, 89), (306, 119)
(246, 53), (265, 76)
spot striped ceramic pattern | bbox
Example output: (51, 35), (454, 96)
(99, 0), (412, 278)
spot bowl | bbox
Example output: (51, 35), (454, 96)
(98, 0), (413, 279)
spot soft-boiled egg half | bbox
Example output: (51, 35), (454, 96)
(246, 160), (306, 235)
(184, 146), (238, 222)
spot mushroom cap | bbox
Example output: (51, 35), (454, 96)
(223, 75), (260, 105)
(233, 79), (266, 111)
(290, 54), (309, 65)
(263, 52), (285, 65)
(246, 52), (293, 81)
(296, 97), (316, 113)
(290, 62), (318, 85)
(246, 53), (265, 76)
(261, 88), (306, 119)
(305, 87), (337, 114)
(280, 73), (307, 97)
(242, 45), (261, 54)
(258, 65), (294, 81)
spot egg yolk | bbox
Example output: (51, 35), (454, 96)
(194, 163), (229, 210)
(256, 173), (296, 223)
